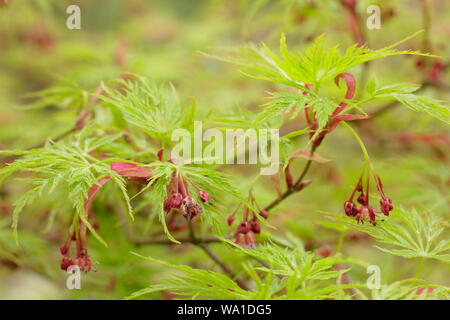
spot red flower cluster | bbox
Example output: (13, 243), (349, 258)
(344, 173), (393, 225)
(59, 228), (94, 272)
(59, 161), (153, 272)
(229, 207), (268, 248)
(163, 173), (207, 220)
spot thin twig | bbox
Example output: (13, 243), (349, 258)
(133, 236), (223, 246)
(187, 220), (249, 290)
(263, 145), (317, 212)
(1, 85), (103, 163)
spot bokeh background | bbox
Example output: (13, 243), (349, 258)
(0, 0), (448, 299)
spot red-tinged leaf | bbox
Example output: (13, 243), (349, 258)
(84, 176), (111, 212)
(110, 162), (153, 179)
(328, 114), (371, 132)
(111, 162), (138, 171)
(288, 149), (331, 164)
(117, 167), (153, 179)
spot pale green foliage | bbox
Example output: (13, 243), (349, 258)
(0, 76), (247, 246)
(99, 76), (187, 141)
(125, 242), (358, 300)
(21, 78), (89, 110)
(215, 32), (448, 130)
(365, 82), (450, 124)
(126, 252), (250, 300)
(240, 32), (432, 88)
(360, 280), (449, 300)
(330, 207), (450, 263)
(226, 240), (344, 281)
(0, 128), (133, 245)
(124, 235), (447, 300)
(258, 91), (339, 130)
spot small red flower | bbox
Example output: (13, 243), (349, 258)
(198, 190), (209, 203)
(162, 173), (205, 221)
(164, 192), (183, 213)
(259, 210), (269, 219)
(249, 220), (261, 234)
(344, 172), (393, 225)
(233, 203), (262, 248)
(227, 214), (235, 226)
(344, 200), (358, 217)
(180, 196), (202, 219)
(60, 226), (95, 273)
(60, 256), (73, 271)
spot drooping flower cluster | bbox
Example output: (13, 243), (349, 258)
(163, 173), (207, 220)
(60, 226), (94, 272)
(228, 205), (268, 249)
(59, 161), (153, 272)
(344, 172), (393, 225)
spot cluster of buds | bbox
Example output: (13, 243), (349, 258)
(163, 173), (207, 220)
(59, 223), (94, 272)
(58, 159), (154, 273)
(229, 206), (268, 249)
(344, 172), (393, 225)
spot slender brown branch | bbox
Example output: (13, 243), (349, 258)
(187, 220), (249, 290)
(133, 236), (223, 246)
(263, 145), (317, 212)
(197, 242), (236, 276)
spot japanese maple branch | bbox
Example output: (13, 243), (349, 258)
(1, 86), (102, 164)
(263, 144), (317, 212)
(187, 220), (249, 290)
(133, 236), (223, 245)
